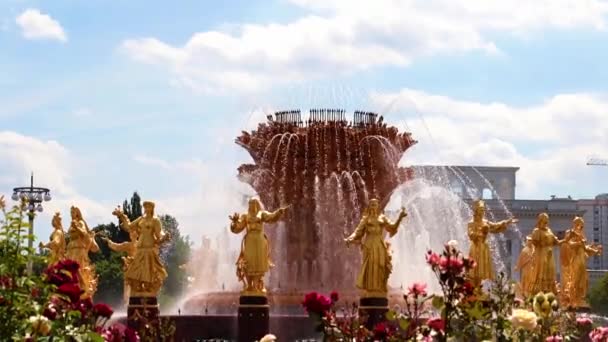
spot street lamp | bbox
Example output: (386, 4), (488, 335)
(12, 172), (52, 274)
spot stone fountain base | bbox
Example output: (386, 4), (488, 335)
(117, 314), (319, 341)
(182, 288), (408, 316)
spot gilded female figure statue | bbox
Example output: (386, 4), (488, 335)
(229, 198), (288, 294)
(40, 212), (66, 265)
(515, 236), (535, 298)
(467, 200), (518, 286)
(65, 206), (100, 298)
(530, 213), (561, 294)
(344, 199), (407, 297)
(560, 217), (602, 308)
(112, 201), (168, 297)
(103, 228), (139, 304)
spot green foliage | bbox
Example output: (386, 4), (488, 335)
(0, 203), (51, 339)
(0, 199), (131, 341)
(122, 192), (142, 222)
(91, 192), (192, 308)
(159, 214), (192, 305)
(93, 253), (125, 307)
(589, 272), (608, 315)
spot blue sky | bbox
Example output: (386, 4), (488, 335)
(2, 0), (608, 242)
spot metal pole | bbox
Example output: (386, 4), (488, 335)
(27, 211), (34, 274)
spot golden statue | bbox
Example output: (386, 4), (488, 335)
(112, 201), (169, 297)
(65, 206), (100, 298)
(529, 213), (561, 295)
(560, 216), (602, 308)
(39, 212), (66, 265)
(344, 199), (407, 297)
(229, 198), (288, 295)
(515, 236), (535, 298)
(467, 200), (518, 286)
(103, 228), (139, 304)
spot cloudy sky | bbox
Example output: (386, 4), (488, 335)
(2, 0), (608, 243)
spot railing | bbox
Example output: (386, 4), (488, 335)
(271, 109), (378, 127)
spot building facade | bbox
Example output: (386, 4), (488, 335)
(578, 194), (608, 270)
(413, 165), (590, 282)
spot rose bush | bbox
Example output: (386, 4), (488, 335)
(303, 241), (608, 341)
(0, 197), (138, 341)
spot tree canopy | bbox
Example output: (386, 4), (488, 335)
(91, 192), (191, 307)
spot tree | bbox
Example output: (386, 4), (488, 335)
(159, 215), (192, 306)
(90, 192), (192, 307)
(123, 192), (142, 222)
(90, 191), (142, 306)
(91, 223), (126, 306)
(589, 272), (608, 315)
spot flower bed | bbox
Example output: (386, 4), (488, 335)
(0, 197), (147, 341)
(301, 241), (608, 341)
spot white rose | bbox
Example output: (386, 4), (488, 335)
(509, 309), (538, 331)
(29, 315), (51, 336)
(447, 240), (459, 248)
(259, 334), (277, 342)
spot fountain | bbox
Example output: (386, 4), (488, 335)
(163, 110), (523, 339)
(183, 109), (417, 316)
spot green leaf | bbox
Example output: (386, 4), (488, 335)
(432, 295), (445, 310)
(465, 302), (485, 320)
(385, 310), (397, 321)
(398, 316), (410, 331)
(86, 331), (105, 342)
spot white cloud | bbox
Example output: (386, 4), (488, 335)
(132, 154), (256, 244)
(121, 0), (608, 93)
(15, 8), (67, 42)
(0, 131), (108, 241)
(371, 89), (608, 199)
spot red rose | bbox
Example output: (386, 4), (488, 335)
(427, 318), (445, 332)
(461, 281), (475, 296)
(373, 322), (392, 339)
(302, 292), (332, 315)
(43, 306), (57, 320)
(93, 303), (114, 318)
(44, 262), (79, 286)
(125, 327), (140, 342)
(330, 291), (339, 303)
(57, 283), (83, 303)
(0, 276), (13, 289)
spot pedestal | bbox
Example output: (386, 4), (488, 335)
(359, 297), (388, 330)
(127, 296), (160, 335)
(237, 295), (269, 342)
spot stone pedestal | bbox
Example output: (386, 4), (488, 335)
(127, 296), (160, 335)
(237, 295), (269, 342)
(359, 297), (388, 330)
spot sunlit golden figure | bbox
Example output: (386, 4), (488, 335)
(515, 236), (535, 298)
(229, 198), (288, 295)
(345, 199), (407, 297)
(530, 213), (561, 295)
(560, 217), (602, 308)
(65, 206), (100, 298)
(467, 200), (518, 286)
(103, 228), (138, 304)
(40, 212), (66, 266)
(113, 201), (168, 297)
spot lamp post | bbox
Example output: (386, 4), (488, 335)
(11, 172), (52, 274)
